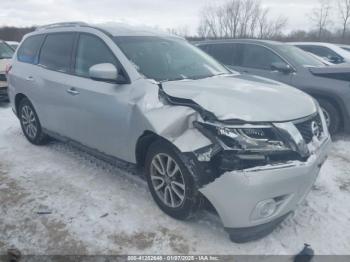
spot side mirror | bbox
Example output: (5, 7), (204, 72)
(328, 56), (343, 64)
(89, 63), (120, 82)
(271, 62), (293, 74)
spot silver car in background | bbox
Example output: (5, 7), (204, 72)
(7, 22), (331, 242)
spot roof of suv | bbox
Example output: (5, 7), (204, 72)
(34, 21), (177, 38)
(195, 39), (283, 47)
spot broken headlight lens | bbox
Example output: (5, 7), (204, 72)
(195, 122), (289, 152)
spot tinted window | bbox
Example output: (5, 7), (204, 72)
(17, 35), (44, 64)
(0, 42), (14, 59)
(207, 43), (234, 66)
(39, 33), (75, 72)
(75, 34), (118, 77)
(276, 45), (323, 67)
(242, 44), (286, 70)
(297, 45), (343, 63)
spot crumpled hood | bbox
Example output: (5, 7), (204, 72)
(162, 74), (317, 122)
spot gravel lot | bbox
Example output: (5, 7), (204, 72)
(0, 102), (350, 255)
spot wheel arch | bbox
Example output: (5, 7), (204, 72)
(135, 131), (163, 168)
(14, 93), (28, 116)
(307, 91), (348, 131)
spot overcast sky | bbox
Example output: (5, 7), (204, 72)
(0, 0), (319, 34)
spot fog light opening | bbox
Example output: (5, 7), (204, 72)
(255, 199), (277, 219)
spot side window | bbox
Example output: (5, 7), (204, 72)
(296, 45), (314, 53)
(207, 43), (234, 66)
(314, 46), (342, 62)
(197, 44), (209, 52)
(17, 35), (45, 64)
(75, 34), (118, 77)
(242, 44), (286, 70)
(39, 33), (75, 73)
(300, 45), (343, 62)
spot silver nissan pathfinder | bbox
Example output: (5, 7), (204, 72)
(7, 22), (331, 242)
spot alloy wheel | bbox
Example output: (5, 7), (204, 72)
(21, 105), (38, 139)
(150, 153), (186, 208)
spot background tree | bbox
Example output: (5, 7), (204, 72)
(197, 0), (288, 39)
(338, 0), (350, 39)
(309, 0), (332, 40)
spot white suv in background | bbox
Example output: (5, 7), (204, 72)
(7, 22), (331, 242)
(289, 42), (350, 64)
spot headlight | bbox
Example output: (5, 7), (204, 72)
(194, 121), (290, 152)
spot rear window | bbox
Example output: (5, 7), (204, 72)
(39, 33), (75, 73)
(17, 35), (45, 64)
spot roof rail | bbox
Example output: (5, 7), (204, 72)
(35, 22), (89, 31)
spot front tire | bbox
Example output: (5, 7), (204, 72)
(18, 98), (49, 145)
(317, 98), (341, 135)
(145, 140), (200, 220)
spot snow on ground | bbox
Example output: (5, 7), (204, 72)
(0, 102), (350, 255)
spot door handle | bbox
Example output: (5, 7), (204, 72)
(26, 76), (34, 81)
(66, 88), (80, 96)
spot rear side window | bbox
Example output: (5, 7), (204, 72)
(242, 44), (286, 70)
(75, 34), (118, 77)
(17, 35), (44, 64)
(206, 43), (234, 66)
(39, 33), (75, 73)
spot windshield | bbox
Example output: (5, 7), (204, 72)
(114, 36), (229, 81)
(0, 42), (14, 59)
(276, 45), (324, 67)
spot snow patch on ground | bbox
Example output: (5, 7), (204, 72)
(0, 104), (349, 255)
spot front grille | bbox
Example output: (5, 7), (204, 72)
(295, 114), (323, 144)
(0, 74), (6, 81)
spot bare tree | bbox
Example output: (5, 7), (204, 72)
(198, 5), (220, 38)
(309, 0), (332, 40)
(225, 0), (242, 38)
(167, 25), (190, 37)
(338, 0), (350, 39)
(197, 0), (287, 39)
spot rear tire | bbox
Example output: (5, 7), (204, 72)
(145, 140), (200, 220)
(18, 98), (49, 145)
(317, 98), (340, 135)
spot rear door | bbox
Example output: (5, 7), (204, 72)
(9, 34), (45, 114)
(36, 32), (77, 135)
(234, 43), (293, 85)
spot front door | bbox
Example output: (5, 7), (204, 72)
(233, 43), (294, 85)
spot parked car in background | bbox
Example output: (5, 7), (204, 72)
(6, 41), (20, 50)
(289, 42), (350, 64)
(338, 44), (350, 52)
(7, 22), (331, 242)
(306, 52), (333, 66)
(0, 40), (14, 101)
(196, 39), (350, 134)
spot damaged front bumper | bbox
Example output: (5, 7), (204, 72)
(199, 136), (331, 235)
